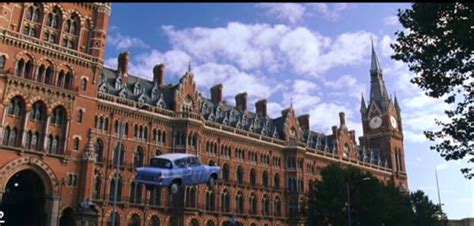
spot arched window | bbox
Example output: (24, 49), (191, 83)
(129, 214), (140, 226)
(250, 169), (256, 186)
(77, 109), (83, 123)
(57, 70), (65, 87)
(220, 188), (230, 212)
(93, 172), (101, 199)
(81, 78), (87, 91)
(8, 96), (25, 117)
(95, 139), (104, 162)
(65, 71), (73, 89)
(190, 219), (199, 226)
(134, 147), (144, 167)
(206, 220), (215, 226)
(24, 60), (33, 79)
(149, 216), (160, 226)
(107, 211), (120, 226)
(236, 191), (244, 213)
(274, 196), (281, 217)
(109, 174), (122, 202)
(31, 132), (39, 150)
(263, 194), (270, 216)
(51, 106), (66, 126)
(26, 131), (32, 149)
(9, 128), (18, 147)
(249, 193), (257, 214)
(205, 189), (215, 211)
(262, 171), (269, 187)
(222, 164), (229, 181)
(0, 55), (5, 69)
(149, 187), (161, 206)
(129, 181), (143, 204)
(113, 143), (125, 166)
(185, 186), (197, 208)
(73, 137), (80, 150)
(2, 126), (10, 145)
(236, 166), (243, 184)
(45, 66), (54, 84)
(16, 59), (25, 76)
(274, 173), (280, 190)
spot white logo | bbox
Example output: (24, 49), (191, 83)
(0, 210), (5, 224)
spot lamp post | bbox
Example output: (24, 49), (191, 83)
(111, 121), (124, 226)
(347, 177), (371, 226)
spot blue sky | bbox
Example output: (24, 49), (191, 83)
(104, 3), (473, 219)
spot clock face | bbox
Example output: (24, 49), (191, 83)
(390, 116), (398, 129)
(369, 116), (382, 129)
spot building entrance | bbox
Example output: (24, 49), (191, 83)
(1, 169), (47, 226)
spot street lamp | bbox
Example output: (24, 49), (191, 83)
(347, 177), (371, 226)
(111, 121), (125, 226)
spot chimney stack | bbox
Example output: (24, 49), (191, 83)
(153, 64), (165, 87)
(339, 112), (347, 128)
(235, 92), (247, 111)
(117, 52), (130, 75)
(211, 84), (223, 102)
(255, 99), (267, 117)
(298, 114), (310, 131)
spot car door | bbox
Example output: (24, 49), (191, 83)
(175, 158), (192, 185)
(188, 156), (206, 184)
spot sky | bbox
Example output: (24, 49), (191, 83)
(103, 3), (473, 219)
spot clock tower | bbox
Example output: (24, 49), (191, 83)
(359, 39), (407, 188)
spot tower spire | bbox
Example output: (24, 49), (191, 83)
(360, 92), (367, 112)
(394, 92), (400, 112)
(369, 37), (390, 108)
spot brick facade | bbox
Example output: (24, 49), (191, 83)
(0, 3), (407, 226)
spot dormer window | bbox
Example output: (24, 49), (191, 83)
(138, 94), (146, 103)
(151, 87), (159, 99)
(134, 83), (141, 95)
(119, 89), (127, 98)
(115, 78), (122, 90)
(343, 144), (350, 158)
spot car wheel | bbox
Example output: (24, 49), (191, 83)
(169, 181), (180, 194)
(207, 175), (216, 188)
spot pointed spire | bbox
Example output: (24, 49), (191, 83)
(188, 61), (192, 72)
(394, 92), (400, 111)
(360, 92), (367, 112)
(370, 36), (382, 75)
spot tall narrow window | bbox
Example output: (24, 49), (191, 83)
(93, 173), (101, 200)
(0, 55), (5, 69)
(77, 109), (83, 123)
(73, 137), (79, 150)
(109, 174), (122, 202)
(81, 78), (87, 91)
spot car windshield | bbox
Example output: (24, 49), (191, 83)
(150, 158), (172, 169)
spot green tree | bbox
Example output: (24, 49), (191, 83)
(391, 3), (474, 179)
(411, 190), (447, 226)
(306, 164), (447, 226)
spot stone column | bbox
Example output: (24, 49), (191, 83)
(63, 121), (70, 154)
(21, 111), (30, 147)
(43, 115), (51, 151)
(0, 107), (8, 140)
(45, 196), (60, 226)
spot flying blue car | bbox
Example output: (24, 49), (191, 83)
(136, 153), (221, 194)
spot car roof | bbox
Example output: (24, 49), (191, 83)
(153, 153), (196, 161)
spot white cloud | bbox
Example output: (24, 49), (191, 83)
(306, 3), (349, 21)
(379, 35), (395, 58)
(257, 3), (306, 24)
(324, 74), (367, 99)
(384, 16), (399, 26)
(163, 22), (374, 77)
(307, 102), (361, 136)
(107, 31), (149, 50)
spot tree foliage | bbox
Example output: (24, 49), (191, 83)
(307, 164), (446, 226)
(391, 3), (474, 179)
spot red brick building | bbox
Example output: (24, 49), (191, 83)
(0, 3), (407, 226)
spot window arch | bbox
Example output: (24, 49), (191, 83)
(113, 143), (125, 166)
(16, 59), (25, 76)
(190, 219), (199, 226)
(95, 138), (104, 162)
(8, 96), (25, 117)
(149, 216), (160, 226)
(109, 173), (123, 202)
(262, 171), (269, 187)
(73, 137), (79, 150)
(250, 168), (256, 186)
(26, 131), (32, 149)
(205, 189), (215, 211)
(274, 173), (280, 190)
(77, 109), (83, 123)
(0, 55), (5, 69)
(221, 189), (230, 212)
(128, 214), (140, 226)
(107, 211), (120, 226)
(206, 220), (215, 226)
(31, 101), (46, 122)
(274, 196), (281, 217)
(149, 187), (161, 206)
(129, 181), (143, 204)
(249, 193), (257, 214)
(51, 105), (67, 126)
(2, 126), (10, 145)
(236, 166), (243, 184)
(134, 146), (144, 168)
(81, 78), (87, 91)
(185, 186), (197, 208)
(236, 191), (244, 213)
(222, 164), (229, 181)
(263, 194), (270, 216)
(93, 172), (101, 200)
